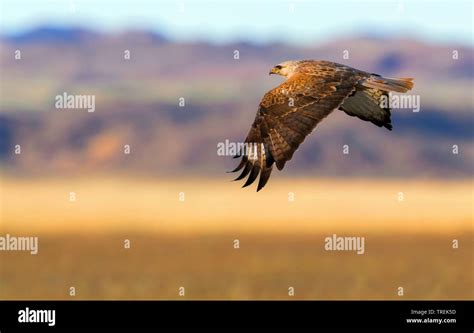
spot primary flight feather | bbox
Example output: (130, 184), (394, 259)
(230, 60), (414, 191)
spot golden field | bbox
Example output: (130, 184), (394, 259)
(0, 177), (472, 299)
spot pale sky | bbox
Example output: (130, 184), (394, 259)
(1, 0), (473, 45)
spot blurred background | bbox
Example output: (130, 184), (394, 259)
(0, 0), (472, 299)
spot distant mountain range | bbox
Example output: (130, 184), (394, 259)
(0, 26), (472, 178)
(3, 26), (168, 44)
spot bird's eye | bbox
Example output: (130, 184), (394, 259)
(274, 65), (282, 70)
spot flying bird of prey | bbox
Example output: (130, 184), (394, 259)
(230, 60), (414, 191)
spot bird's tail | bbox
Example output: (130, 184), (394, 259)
(363, 76), (414, 93)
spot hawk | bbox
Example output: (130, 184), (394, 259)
(230, 60), (414, 191)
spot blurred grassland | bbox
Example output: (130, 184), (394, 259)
(1, 177), (471, 234)
(0, 177), (472, 299)
(1, 232), (472, 300)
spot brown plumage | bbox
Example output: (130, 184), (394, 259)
(230, 60), (414, 191)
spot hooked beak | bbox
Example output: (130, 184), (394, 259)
(269, 67), (277, 75)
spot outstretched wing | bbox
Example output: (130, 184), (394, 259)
(340, 88), (393, 130)
(339, 76), (414, 130)
(231, 63), (364, 191)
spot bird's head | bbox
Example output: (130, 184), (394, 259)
(269, 61), (299, 78)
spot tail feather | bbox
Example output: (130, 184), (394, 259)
(363, 76), (414, 93)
